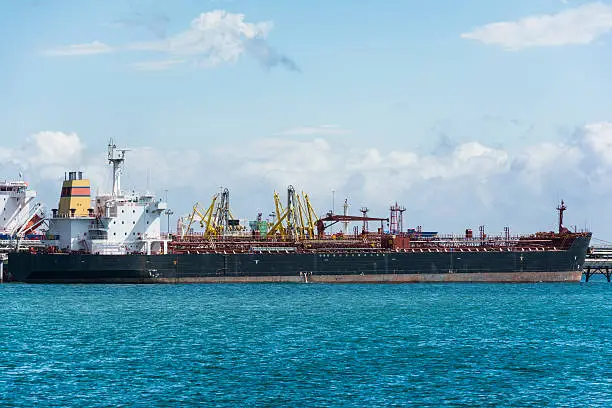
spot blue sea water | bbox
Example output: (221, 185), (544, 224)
(0, 283), (610, 407)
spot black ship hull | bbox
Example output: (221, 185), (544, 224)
(8, 235), (590, 283)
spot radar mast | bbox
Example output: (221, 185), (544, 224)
(108, 139), (130, 197)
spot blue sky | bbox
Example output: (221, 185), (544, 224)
(2, 0), (612, 239)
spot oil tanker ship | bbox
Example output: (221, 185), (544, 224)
(8, 141), (591, 283)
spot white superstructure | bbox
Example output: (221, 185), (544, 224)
(46, 140), (169, 255)
(0, 179), (45, 258)
(0, 180), (44, 235)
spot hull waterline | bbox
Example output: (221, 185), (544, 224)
(8, 235), (590, 283)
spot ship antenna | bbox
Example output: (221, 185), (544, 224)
(146, 168), (151, 194)
(556, 200), (567, 234)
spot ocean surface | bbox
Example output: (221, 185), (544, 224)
(1, 282), (610, 407)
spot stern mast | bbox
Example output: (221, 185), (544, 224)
(557, 200), (567, 234)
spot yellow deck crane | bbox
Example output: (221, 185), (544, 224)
(182, 188), (242, 239)
(301, 192), (319, 239)
(181, 194), (219, 239)
(268, 190), (289, 239)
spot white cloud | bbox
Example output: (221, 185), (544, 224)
(276, 125), (350, 136)
(128, 10), (272, 57)
(206, 123), (612, 234)
(43, 10), (298, 71)
(42, 41), (113, 56)
(581, 121), (612, 161)
(6, 122), (612, 237)
(0, 147), (12, 162)
(214, 136), (511, 206)
(1, 132), (84, 180)
(123, 147), (203, 191)
(514, 142), (582, 174)
(461, 2), (612, 50)
(29, 131), (84, 166)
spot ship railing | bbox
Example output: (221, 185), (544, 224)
(0, 235), (51, 242)
(52, 213), (95, 219)
(250, 246), (297, 252)
(170, 233), (577, 250)
(393, 246), (562, 253)
(407, 232), (585, 241)
(407, 235), (569, 245)
(90, 244), (126, 255)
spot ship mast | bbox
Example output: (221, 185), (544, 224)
(108, 139), (129, 197)
(556, 200), (567, 234)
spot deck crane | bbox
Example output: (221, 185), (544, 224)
(296, 194), (307, 238)
(285, 185), (300, 239)
(212, 188), (241, 235)
(268, 186), (320, 240)
(182, 194), (219, 239)
(268, 190), (289, 239)
(301, 192), (318, 239)
(182, 188), (242, 239)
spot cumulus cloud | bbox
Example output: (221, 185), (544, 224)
(5, 123), (612, 238)
(513, 143), (583, 174)
(43, 10), (297, 71)
(217, 138), (338, 191)
(581, 121), (612, 161)
(0, 134), (204, 206)
(219, 138), (510, 205)
(122, 147), (203, 191)
(28, 131), (84, 166)
(461, 2), (612, 50)
(0, 147), (12, 162)
(208, 123), (612, 235)
(1, 131), (85, 181)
